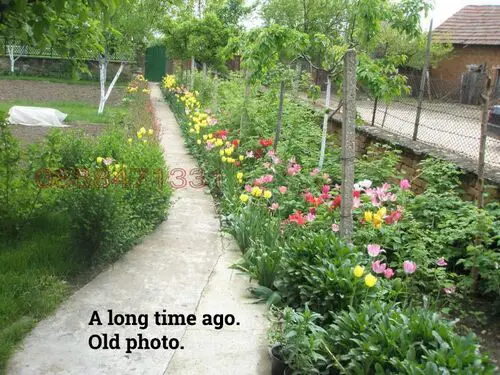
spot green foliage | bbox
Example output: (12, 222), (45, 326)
(275, 230), (368, 319)
(278, 306), (328, 374)
(326, 300), (496, 374)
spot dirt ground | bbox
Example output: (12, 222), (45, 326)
(2, 79), (124, 145)
(0, 79), (124, 106)
(9, 124), (104, 147)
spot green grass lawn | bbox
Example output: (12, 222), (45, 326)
(0, 214), (89, 374)
(0, 100), (128, 125)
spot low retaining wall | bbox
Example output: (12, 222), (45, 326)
(327, 114), (500, 203)
(0, 56), (139, 82)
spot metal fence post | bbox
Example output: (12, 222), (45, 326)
(478, 69), (492, 209)
(413, 19), (433, 141)
(340, 49), (357, 242)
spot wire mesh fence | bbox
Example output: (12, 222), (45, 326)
(315, 74), (500, 170)
(0, 38), (135, 62)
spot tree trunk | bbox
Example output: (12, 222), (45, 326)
(240, 70), (251, 134)
(319, 76), (332, 169)
(190, 56), (195, 89)
(273, 80), (286, 151)
(98, 55), (125, 115)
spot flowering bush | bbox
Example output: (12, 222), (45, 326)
(162, 72), (497, 372)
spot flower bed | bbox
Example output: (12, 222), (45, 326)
(162, 73), (497, 373)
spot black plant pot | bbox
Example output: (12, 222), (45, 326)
(270, 345), (286, 375)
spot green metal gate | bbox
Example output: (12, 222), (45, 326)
(145, 46), (166, 82)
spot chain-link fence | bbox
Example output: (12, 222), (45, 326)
(311, 74), (500, 170)
(0, 38), (135, 62)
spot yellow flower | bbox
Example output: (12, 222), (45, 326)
(263, 190), (272, 199)
(189, 128), (195, 134)
(139, 127), (146, 134)
(143, 140), (148, 144)
(224, 147), (233, 156)
(240, 194), (249, 203)
(148, 129), (154, 135)
(378, 207), (387, 217)
(238, 179), (243, 184)
(219, 150), (224, 156)
(251, 186), (263, 197)
(239, 155), (244, 161)
(221, 156), (227, 162)
(226, 157), (235, 164)
(137, 132), (143, 139)
(127, 138), (133, 144)
(364, 274), (377, 288)
(114, 164), (121, 171)
(364, 211), (373, 223)
(208, 133), (213, 139)
(353, 265), (364, 278)
(203, 135), (208, 140)
(215, 139), (223, 147)
(96, 156), (103, 165)
(197, 139), (201, 145)
(236, 172), (243, 180)
(373, 213), (383, 229)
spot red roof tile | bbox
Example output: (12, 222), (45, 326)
(433, 5), (500, 46)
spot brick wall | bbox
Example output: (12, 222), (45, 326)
(0, 56), (139, 82)
(431, 44), (500, 82)
(328, 116), (500, 203)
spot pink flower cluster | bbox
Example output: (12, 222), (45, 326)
(254, 174), (274, 186)
(366, 244), (418, 279)
(365, 183), (397, 207)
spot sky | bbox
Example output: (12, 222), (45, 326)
(243, 0), (500, 30)
(422, 0), (500, 30)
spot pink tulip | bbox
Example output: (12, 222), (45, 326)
(278, 186), (287, 194)
(263, 174), (274, 183)
(367, 244), (383, 257)
(384, 268), (395, 279)
(436, 257), (447, 267)
(403, 260), (417, 274)
(331, 223), (340, 232)
(372, 260), (387, 274)
(245, 184), (252, 192)
(310, 168), (320, 176)
(270, 203), (280, 211)
(353, 197), (361, 209)
(305, 213), (316, 222)
(400, 179), (411, 190)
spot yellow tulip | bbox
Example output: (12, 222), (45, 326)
(251, 186), (263, 197)
(197, 139), (201, 145)
(239, 155), (244, 161)
(219, 150), (224, 156)
(127, 138), (133, 144)
(221, 156), (227, 162)
(236, 172), (243, 180)
(240, 194), (249, 203)
(364, 211), (373, 223)
(364, 274), (377, 288)
(139, 127), (146, 134)
(263, 190), (272, 199)
(148, 129), (154, 135)
(353, 265), (364, 278)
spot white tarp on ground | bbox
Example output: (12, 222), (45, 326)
(8, 106), (68, 127)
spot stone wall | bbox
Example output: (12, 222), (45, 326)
(328, 114), (500, 203)
(0, 56), (139, 82)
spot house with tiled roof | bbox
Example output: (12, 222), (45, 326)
(432, 5), (500, 97)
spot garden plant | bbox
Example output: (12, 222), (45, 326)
(162, 69), (499, 373)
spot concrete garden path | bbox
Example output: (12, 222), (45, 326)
(8, 83), (270, 375)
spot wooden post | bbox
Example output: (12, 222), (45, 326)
(319, 76), (332, 169)
(371, 97), (378, 126)
(478, 69), (492, 209)
(340, 49), (357, 242)
(273, 80), (286, 151)
(413, 19), (433, 141)
(381, 103), (389, 128)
